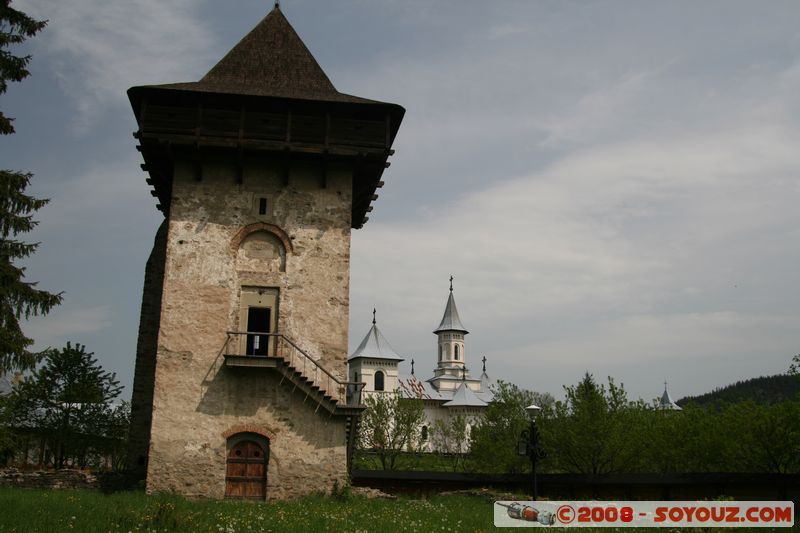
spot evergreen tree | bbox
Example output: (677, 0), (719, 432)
(1, 1), (61, 372)
(6, 343), (124, 469)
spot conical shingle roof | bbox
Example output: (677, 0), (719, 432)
(434, 287), (468, 334)
(136, 7), (383, 105)
(443, 382), (486, 407)
(349, 316), (404, 362)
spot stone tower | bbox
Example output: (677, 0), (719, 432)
(126, 6), (403, 500)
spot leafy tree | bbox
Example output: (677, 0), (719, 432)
(632, 403), (726, 474)
(720, 400), (800, 474)
(789, 354), (800, 377)
(1, 2), (61, 373)
(540, 373), (639, 475)
(430, 413), (469, 471)
(358, 393), (424, 470)
(469, 380), (542, 474)
(6, 343), (123, 469)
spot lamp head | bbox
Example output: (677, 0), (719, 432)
(525, 404), (541, 418)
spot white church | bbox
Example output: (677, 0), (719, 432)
(348, 278), (494, 450)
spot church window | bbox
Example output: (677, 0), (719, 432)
(258, 198), (268, 215)
(455, 344), (460, 360)
(438, 345), (442, 361)
(374, 370), (385, 391)
(421, 425), (428, 442)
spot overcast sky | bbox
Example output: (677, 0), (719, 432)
(6, 0), (800, 402)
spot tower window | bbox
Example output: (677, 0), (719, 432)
(258, 197), (268, 215)
(455, 344), (460, 360)
(438, 345), (442, 361)
(374, 370), (385, 391)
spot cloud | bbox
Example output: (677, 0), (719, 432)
(25, 305), (112, 350)
(31, 154), (154, 230)
(350, 117), (800, 398)
(18, 0), (214, 130)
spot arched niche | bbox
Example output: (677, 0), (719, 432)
(232, 223), (291, 273)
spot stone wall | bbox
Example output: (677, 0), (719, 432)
(142, 156), (353, 499)
(126, 220), (168, 481)
(0, 468), (98, 490)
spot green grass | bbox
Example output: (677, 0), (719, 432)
(1, 488), (795, 532)
(353, 451), (468, 472)
(0, 488), (494, 533)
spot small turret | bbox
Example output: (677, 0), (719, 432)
(348, 309), (404, 395)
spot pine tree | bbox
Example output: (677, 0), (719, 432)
(1, 2), (61, 372)
(6, 343), (124, 469)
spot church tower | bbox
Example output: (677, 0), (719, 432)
(126, 6), (403, 500)
(348, 310), (404, 398)
(429, 277), (478, 392)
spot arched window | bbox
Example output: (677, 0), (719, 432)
(421, 425), (428, 442)
(455, 344), (460, 360)
(374, 370), (385, 391)
(438, 345), (442, 361)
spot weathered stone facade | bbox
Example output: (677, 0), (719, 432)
(143, 160), (352, 499)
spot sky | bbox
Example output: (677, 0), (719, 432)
(5, 0), (800, 403)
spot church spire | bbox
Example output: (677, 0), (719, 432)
(434, 277), (468, 334)
(658, 381), (682, 411)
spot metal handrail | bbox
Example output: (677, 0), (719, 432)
(225, 331), (364, 406)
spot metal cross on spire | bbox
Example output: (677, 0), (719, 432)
(274, 0), (280, 8)
(449, 275), (454, 291)
(482, 355), (487, 373)
(411, 358), (415, 376)
(372, 308), (376, 325)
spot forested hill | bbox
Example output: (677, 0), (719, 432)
(678, 374), (800, 407)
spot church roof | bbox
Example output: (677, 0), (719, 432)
(138, 7), (381, 105)
(434, 284), (468, 334)
(443, 382), (486, 407)
(349, 316), (404, 362)
(657, 383), (682, 411)
(397, 375), (443, 401)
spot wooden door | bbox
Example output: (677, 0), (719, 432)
(225, 440), (268, 500)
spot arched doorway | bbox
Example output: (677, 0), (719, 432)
(225, 436), (269, 500)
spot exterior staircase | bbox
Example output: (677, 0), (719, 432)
(223, 332), (365, 472)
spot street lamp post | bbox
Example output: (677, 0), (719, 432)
(518, 404), (542, 500)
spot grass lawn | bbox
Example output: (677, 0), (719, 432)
(1, 488), (793, 532)
(0, 487), (494, 532)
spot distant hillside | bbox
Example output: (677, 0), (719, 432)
(677, 374), (800, 407)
